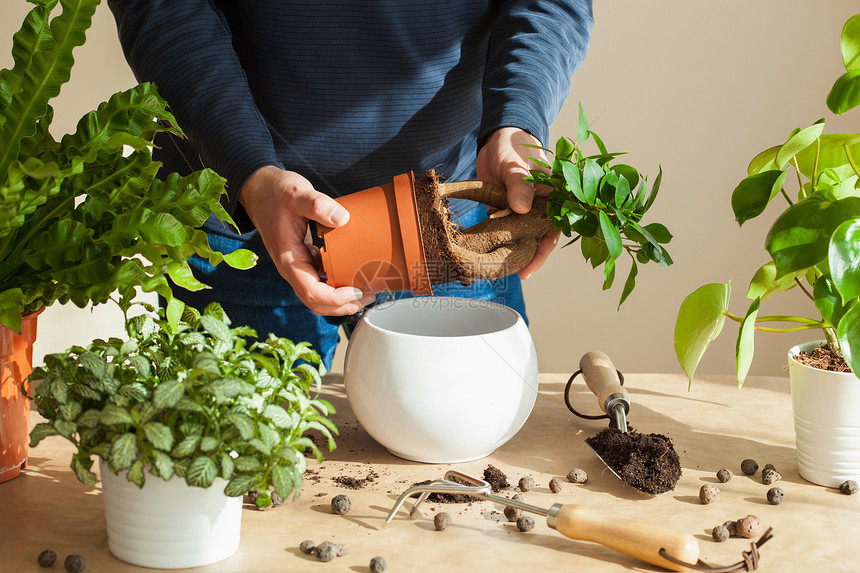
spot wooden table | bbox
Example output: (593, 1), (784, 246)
(1, 373), (855, 572)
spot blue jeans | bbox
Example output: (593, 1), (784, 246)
(174, 206), (526, 371)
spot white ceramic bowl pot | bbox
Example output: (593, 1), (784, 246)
(344, 296), (539, 463)
(788, 342), (860, 487)
(99, 459), (242, 569)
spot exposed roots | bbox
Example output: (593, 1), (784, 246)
(415, 170), (552, 286)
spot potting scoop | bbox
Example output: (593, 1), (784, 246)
(384, 470), (699, 572)
(567, 351), (682, 495)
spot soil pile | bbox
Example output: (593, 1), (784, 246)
(585, 428), (681, 494)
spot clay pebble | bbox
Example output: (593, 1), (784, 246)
(504, 505), (521, 522)
(712, 525), (730, 542)
(64, 554), (87, 573)
(518, 476), (535, 492)
(699, 484), (720, 504)
(434, 512), (451, 531)
(549, 477), (563, 493)
(37, 550), (57, 567)
(736, 515), (762, 539)
(566, 468), (588, 484)
(517, 516), (535, 532)
(331, 494), (351, 515)
(740, 459), (759, 475)
(766, 487), (785, 505)
(370, 556), (387, 573)
(840, 480), (858, 495)
(299, 540), (316, 555)
(762, 468), (781, 485)
(716, 468), (732, 483)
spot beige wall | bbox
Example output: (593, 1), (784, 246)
(3, 1), (858, 379)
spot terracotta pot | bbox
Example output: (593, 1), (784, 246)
(788, 341), (860, 487)
(318, 172), (431, 295)
(0, 309), (42, 483)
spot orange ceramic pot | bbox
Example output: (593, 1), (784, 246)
(318, 172), (431, 295)
(0, 309), (42, 483)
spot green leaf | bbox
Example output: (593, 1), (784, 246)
(71, 457), (97, 485)
(200, 436), (219, 452)
(581, 159), (602, 205)
(598, 211), (622, 261)
(747, 146), (780, 175)
(220, 452), (235, 480)
(233, 456), (263, 472)
(642, 166), (663, 214)
(151, 450), (174, 480)
(0, 0), (99, 183)
(735, 298), (761, 387)
(731, 170), (788, 227)
(226, 413), (256, 440)
(827, 70), (860, 115)
(186, 456), (218, 488)
(829, 218), (860, 300)
(841, 14), (860, 71)
(555, 137), (575, 161)
(272, 464), (294, 499)
(618, 259), (638, 309)
(264, 404), (292, 429)
(776, 120), (825, 169)
(199, 313), (232, 343)
(109, 433), (138, 471)
(100, 404), (133, 425)
(29, 422), (59, 447)
(642, 222), (673, 244)
(766, 194), (860, 277)
(127, 459), (145, 488)
(837, 302), (860, 377)
(577, 101), (589, 142)
(152, 379), (185, 410)
(561, 160), (586, 203)
(143, 422), (173, 451)
(224, 474), (256, 497)
(171, 434), (201, 458)
(674, 283), (731, 387)
(814, 275), (852, 327)
(747, 261), (797, 301)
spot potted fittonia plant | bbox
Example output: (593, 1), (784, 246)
(318, 104), (673, 308)
(675, 14), (860, 487)
(28, 302), (336, 568)
(0, 0), (255, 482)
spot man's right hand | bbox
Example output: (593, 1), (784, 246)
(239, 166), (375, 316)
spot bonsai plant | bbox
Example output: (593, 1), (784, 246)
(0, 0), (254, 482)
(319, 104), (673, 308)
(674, 13), (860, 387)
(27, 301), (336, 566)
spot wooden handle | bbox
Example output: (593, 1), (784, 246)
(579, 350), (628, 416)
(551, 504), (699, 571)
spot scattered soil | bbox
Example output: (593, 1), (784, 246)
(585, 427), (681, 494)
(483, 465), (509, 492)
(412, 465), (511, 503)
(794, 343), (851, 372)
(333, 470), (378, 489)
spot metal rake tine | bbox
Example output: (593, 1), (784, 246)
(383, 474), (492, 527)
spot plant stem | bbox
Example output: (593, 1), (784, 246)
(794, 276), (815, 302)
(753, 324), (825, 333)
(845, 144), (860, 179)
(790, 157), (803, 201)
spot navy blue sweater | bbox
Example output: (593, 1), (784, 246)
(108, 0), (593, 233)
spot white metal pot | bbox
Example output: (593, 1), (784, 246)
(344, 296), (538, 463)
(99, 459), (243, 568)
(788, 341), (860, 487)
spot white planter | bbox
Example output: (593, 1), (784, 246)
(788, 341), (860, 487)
(99, 459), (242, 569)
(344, 296), (538, 463)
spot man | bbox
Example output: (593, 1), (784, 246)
(108, 0), (594, 368)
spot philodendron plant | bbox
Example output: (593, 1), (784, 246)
(525, 104), (673, 307)
(28, 302), (336, 508)
(675, 14), (860, 387)
(0, 0), (255, 334)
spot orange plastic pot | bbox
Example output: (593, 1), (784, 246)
(0, 309), (42, 483)
(318, 172), (431, 295)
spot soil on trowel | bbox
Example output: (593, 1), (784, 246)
(412, 465), (511, 503)
(585, 428), (681, 494)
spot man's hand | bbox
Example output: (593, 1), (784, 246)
(239, 166), (375, 315)
(476, 127), (560, 280)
